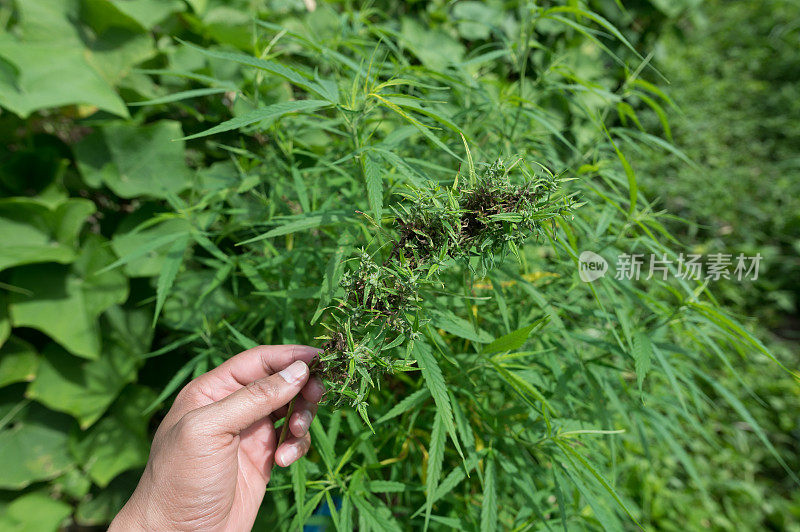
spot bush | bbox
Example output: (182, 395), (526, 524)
(0, 1), (796, 530)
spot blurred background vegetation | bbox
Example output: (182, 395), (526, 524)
(0, 0), (798, 530)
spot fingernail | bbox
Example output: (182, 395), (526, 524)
(279, 360), (308, 384)
(281, 446), (299, 466)
(297, 410), (312, 433)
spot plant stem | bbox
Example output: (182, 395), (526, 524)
(278, 397), (296, 446)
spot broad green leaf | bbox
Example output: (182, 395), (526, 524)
(453, 1), (503, 40)
(0, 197), (95, 271)
(0, 490), (72, 532)
(103, 0), (184, 30)
(0, 295), (9, 347)
(9, 235), (129, 359)
(180, 100), (330, 141)
(74, 471), (139, 526)
(0, 405), (74, 489)
(0, 337), (38, 388)
(399, 18), (464, 71)
(75, 121), (193, 199)
(27, 343), (137, 429)
(70, 386), (156, 486)
(0, 0), (129, 117)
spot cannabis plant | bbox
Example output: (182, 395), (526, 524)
(316, 157), (572, 416)
(0, 1), (797, 531)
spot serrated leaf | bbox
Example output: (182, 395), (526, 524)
(178, 41), (336, 102)
(291, 457), (306, 522)
(376, 388), (429, 424)
(632, 331), (652, 390)
(423, 409), (446, 530)
(480, 452), (498, 532)
(364, 152), (383, 222)
(429, 309), (493, 344)
(555, 440), (642, 528)
(222, 320), (259, 350)
(350, 493), (402, 532)
(412, 342), (463, 460)
(489, 359), (556, 416)
(310, 417), (335, 473)
(180, 99), (330, 141)
(482, 316), (549, 354)
(153, 235), (189, 326)
(366, 480), (408, 493)
(239, 210), (353, 245)
(129, 87), (232, 106)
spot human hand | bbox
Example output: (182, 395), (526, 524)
(110, 345), (324, 531)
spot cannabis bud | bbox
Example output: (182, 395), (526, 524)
(316, 157), (572, 417)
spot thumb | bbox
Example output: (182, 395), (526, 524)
(206, 360), (309, 434)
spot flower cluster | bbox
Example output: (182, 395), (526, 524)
(316, 157), (571, 412)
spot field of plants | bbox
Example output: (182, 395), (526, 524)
(0, 0), (798, 530)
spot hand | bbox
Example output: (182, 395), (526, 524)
(110, 345), (324, 531)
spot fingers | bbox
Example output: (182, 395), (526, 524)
(191, 345), (321, 400)
(204, 360), (310, 434)
(275, 432), (311, 467)
(270, 376), (324, 420)
(302, 376), (325, 403)
(288, 396), (318, 438)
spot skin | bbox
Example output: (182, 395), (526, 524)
(110, 345), (324, 531)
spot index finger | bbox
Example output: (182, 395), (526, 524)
(195, 344), (321, 399)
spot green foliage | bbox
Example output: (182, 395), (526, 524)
(636, 0), (800, 327)
(0, 0), (797, 531)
